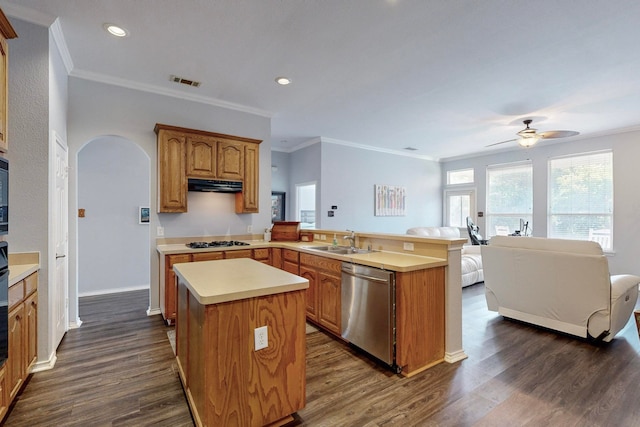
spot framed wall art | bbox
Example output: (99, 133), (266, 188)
(374, 184), (406, 216)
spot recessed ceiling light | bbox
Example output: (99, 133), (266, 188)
(103, 23), (129, 37)
(275, 77), (291, 85)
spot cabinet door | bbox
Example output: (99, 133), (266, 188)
(0, 364), (7, 421)
(157, 130), (187, 212)
(217, 140), (244, 180)
(25, 291), (38, 371)
(318, 271), (341, 335)
(300, 265), (318, 322)
(7, 304), (24, 400)
(252, 248), (270, 264)
(0, 36), (7, 152)
(235, 143), (259, 213)
(187, 135), (217, 178)
(271, 248), (283, 269)
(165, 254), (191, 324)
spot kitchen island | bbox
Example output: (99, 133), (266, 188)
(173, 258), (309, 427)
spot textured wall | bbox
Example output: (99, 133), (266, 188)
(7, 19), (52, 365)
(78, 136), (150, 296)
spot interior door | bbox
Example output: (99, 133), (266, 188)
(54, 133), (69, 347)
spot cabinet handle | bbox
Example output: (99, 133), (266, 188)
(56, 254), (66, 259)
(15, 315), (20, 321)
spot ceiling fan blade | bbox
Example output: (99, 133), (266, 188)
(486, 138), (517, 147)
(539, 130), (579, 139)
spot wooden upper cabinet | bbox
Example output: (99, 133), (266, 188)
(186, 135), (217, 178)
(217, 139), (244, 180)
(235, 142), (259, 213)
(155, 123), (261, 214)
(0, 10), (17, 153)
(156, 128), (187, 213)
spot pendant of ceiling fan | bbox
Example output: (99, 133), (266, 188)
(486, 119), (579, 148)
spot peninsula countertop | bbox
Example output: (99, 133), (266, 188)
(173, 258), (309, 305)
(158, 240), (450, 272)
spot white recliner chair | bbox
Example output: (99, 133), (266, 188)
(482, 236), (639, 342)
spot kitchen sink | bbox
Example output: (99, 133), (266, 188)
(302, 245), (376, 255)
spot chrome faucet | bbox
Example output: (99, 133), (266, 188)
(344, 230), (357, 252)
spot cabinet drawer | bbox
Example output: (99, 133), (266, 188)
(283, 249), (299, 263)
(299, 253), (342, 274)
(224, 249), (252, 259)
(192, 252), (223, 262)
(25, 272), (38, 296)
(8, 281), (24, 310)
(253, 248), (270, 260)
(168, 254), (192, 268)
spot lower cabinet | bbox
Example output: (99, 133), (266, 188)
(162, 248), (272, 324)
(299, 253), (342, 336)
(0, 365), (7, 421)
(3, 271), (38, 423)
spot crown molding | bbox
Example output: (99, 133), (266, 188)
(50, 18), (73, 74)
(0, 2), (55, 27)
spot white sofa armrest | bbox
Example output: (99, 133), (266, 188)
(604, 274), (640, 342)
(610, 274), (640, 300)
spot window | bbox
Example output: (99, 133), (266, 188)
(444, 189), (475, 227)
(486, 162), (533, 237)
(548, 151), (613, 250)
(447, 168), (474, 185)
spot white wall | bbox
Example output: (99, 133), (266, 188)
(77, 136), (149, 296)
(8, 18), (53, 367)
(442, 130), (640, 276)
(67, 77), (271, 315)
(319, 142), (441, 233)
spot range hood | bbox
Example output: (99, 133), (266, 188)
(187, 178), (243, 193)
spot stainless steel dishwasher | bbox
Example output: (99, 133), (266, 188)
(341, 262), (398, 371)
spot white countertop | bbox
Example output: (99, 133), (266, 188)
(158, 240), (448, 272)
(173, 258), (309, 305)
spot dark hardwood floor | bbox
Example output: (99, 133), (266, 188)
(4, 284), (640, 426)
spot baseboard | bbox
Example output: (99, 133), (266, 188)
(147, 307), (161, 316)
(444, 349), (468, 363)
(78, 285), (149, 298)
(68, 317), (83, 329)
(30, 351), (58, 373)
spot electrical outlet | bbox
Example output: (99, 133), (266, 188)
(247, 225), (253, 233)
(403, 242), (415, 251)
(157, 226), (164, 237)
(254, 326), (268, 351)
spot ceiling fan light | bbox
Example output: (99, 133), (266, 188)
(518, 135), (539, 148)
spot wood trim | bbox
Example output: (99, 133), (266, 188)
(0, 10), (17, 40)
(154, 123), (262, 145)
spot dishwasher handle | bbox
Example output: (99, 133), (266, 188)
(343, 271), (390, 284)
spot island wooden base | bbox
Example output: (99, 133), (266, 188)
(177, 281), (306, 427)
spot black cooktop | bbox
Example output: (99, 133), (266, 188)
(185, 240), (250, 249)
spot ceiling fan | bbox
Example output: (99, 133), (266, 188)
(487, 119), (579, 148)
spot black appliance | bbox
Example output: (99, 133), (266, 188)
(0, 241), (8, 367)
(186, 240), (250, 249)
(187, 178), (242, 193)
(0, 157), (7, 235)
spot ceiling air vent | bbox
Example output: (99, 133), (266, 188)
(403, 147), (418, 151)
(170, 75), (201, 88)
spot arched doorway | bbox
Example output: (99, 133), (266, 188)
(76, 135), (150, 303)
